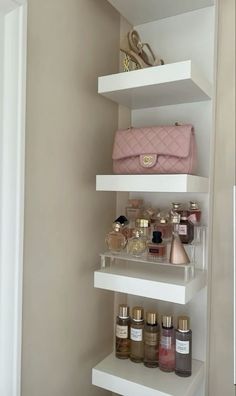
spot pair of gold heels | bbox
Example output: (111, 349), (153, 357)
(120, 29), (164, 71)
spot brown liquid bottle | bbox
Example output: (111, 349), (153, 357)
(115, 304), (130, 359)
(130, 306), (144, 363)
(175, 316), (192, 377)
(144, 312), (160, 368)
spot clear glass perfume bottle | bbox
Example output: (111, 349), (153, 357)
(144, 312), (160, 368)
(175, 316), (192, 377)
(127, 229), (147, 257)
(116, 304), (130, 359)
(159, 315), (175, 372)
(105, 222), (127, 253)
(130, 306), (144, 363)
(126, 199), (143, 223)
(135, 218), (150, 239)
(148, 231), (167, 261)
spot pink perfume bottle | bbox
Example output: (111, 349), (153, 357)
(159, 315), (175, 372)
(188, 201), (201, 224)
(105, 223), (127, 253)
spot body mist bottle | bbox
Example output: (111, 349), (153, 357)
(159, 315), (175, 372)
(175, 316), (192, 377)
(144, 312), (160, 368)
(116, 304), (130, 359)
(130, 306), (144, 363)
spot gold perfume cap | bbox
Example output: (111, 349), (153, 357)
(146, 312), (157, 325)
(189, 201), (199, 210)
(160, 217), (167, 224)
(112, 222), (121, 232)
(118, 304), (129, 318)
(172, 202), (181, 210)
(162, 315), (173, 328)
(135, 218), (149, 228)
(178, 316), (190, 331)
(132, 229), (143, 238)
(132, 306), (144, 321)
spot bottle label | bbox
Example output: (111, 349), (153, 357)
(131, 327), (143, 341)
(160, 335), (172, 349)
(145, 332), (158, 346)
(176, 339), (189, 354)
(116, 325), (128, 339)
(178, 224), (187, 235)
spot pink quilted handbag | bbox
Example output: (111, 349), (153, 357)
(112, 124), (197, 175)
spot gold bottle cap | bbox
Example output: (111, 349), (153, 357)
(171, 212), (180, 224)
(178, 316), (190, 331)
(160, 217), (167, 224)
(189, 201), (199, 210)
(132, 229), (143, 238)
(135, 218), (149, 228)
(112, 222), (121, 232)
(172, 202), (181, 210)
(118, 304), (129, 318)
(162, 315), (173, 328)
(146, 312), (157, 325)
(132, 306), (144, 321)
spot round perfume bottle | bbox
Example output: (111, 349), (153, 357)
(105, 223), (127, 253)
(127, 229), (147, 257)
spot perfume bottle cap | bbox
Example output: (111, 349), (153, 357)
(112, 222), (121, 232)
(118, 304), (129, 319)
(178, 316), (190, 331)
(189, 201), (199, 210)
(114, 215), (129, 226)
(132, 306), (144, 321)
(171, 212), (181, 224)
(132, 229), (143, 238)
(146, 312), (157, 325)
(159, 217), (168, 224)
(180, 211), (188, 220)
(172, 202), (181, 210)
(135, 218), (149, 228)
(152, 231), (162, 243)
(162, 315), (173, 328)
(128, 199), (143, 208)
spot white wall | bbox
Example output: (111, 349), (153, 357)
(21, 1), (119, 395)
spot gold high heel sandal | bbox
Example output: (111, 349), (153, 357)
(128, 29), (164, 67)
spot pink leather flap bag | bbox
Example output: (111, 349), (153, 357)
(112, 124), (197, 175)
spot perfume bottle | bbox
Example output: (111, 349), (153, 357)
(127, 229), (147, 257)
(175, 316), (192, 377)
(126, 199), (143, 222)
(114, 215), (130, 239)
(105, 222), (127, 253)
(148, 231), (166, 261)
(188, 201), (201, 225)
(116, 304), (130, 360)
(171, 202), (183, 216)
(169, 213), (190, 265)
(135, 218), (150, 239)
(130, 306), (144, 363)
(159, 315), (175, 372)
(144, 312), (160, 368)
(178, 211), (194, 244)
(155, 217), (172, 241)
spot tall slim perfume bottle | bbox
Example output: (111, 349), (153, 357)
(178, 211), (194, 244)
(130, 306), (144, 363)
(159, 315), (175, 372)
(188, 201), (201, 225)
(175, 316), (192, 377)
(116, 304), (130, 359)
(144, 312), (160, 368)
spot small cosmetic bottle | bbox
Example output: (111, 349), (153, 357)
(130, 306), (144, 363)
(178, 211), (194, 244)
(175, 316), (192, 377)
(144, 312), (160, 368)
(135, 218), (150, 239)
(105, 222), (127, 253)
(159, 315), (175, 372)
(155, 217), (172, 241)
(148, 231), (166, 261)
(127, 229), (147, 257)
(188, 201), (201, 225)
(116, 304), (130, 360)
(126, 199), (143, 222)
(171, 202), (183, 216)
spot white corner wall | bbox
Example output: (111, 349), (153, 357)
(21, 1), (119, 395)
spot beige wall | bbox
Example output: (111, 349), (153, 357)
(21, 1), (119, 395)
(209, 0), (235, 394)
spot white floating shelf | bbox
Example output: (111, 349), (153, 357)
(96, 174), (209, 193)
(98, 61), (212, 109)
(92, 352), (205, 396)
(94, 262), (206, 304)
(107, 0), (214, 25)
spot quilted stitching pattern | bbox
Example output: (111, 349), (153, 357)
(112, 125), (193, 160)
(112, 125), (197, 175)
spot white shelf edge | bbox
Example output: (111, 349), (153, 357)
(94, 268), (206, 304)
(92, 352), (205, 396)
(96, 174), (209, 193)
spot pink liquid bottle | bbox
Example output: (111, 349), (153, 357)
(159, 315), (175, 372)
